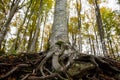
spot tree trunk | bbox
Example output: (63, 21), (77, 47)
(91, 38), (96, 55)
(94, 0), (107, 56)
(0, 0), (20, 48)
(93, 26), (100, 55)
(37, 0), (69, 72)
(49, 0), (69, 71)
(0, 0), (120, 80)
(49, 0), (68, 47)
(76, 0), (82, 53)
(29, 0), (43, 52)
(39, 13), (47, 51)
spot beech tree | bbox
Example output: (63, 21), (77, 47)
(36, 0), (120, 79)
(38, 0), (71, 74)
(94, 0), (108, 56)
(0, 0), (120, 80)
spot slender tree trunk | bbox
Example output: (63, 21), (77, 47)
(94, 0), (107, 56)
(111, 37), (119, 58)
(89, 36), (93, 54)
(27, 26), (34, 52)
(0, 0), (20, 48)
(91, 38), (96, 55)
(29, 0), (43, 52)
(26, 1), (38, 52)
(93, 27), (100, 56)
(109, 39), (115, 58)
(71, 34), (76, 47)
(19, 18), (31, 51)
(76, 0), (82, 53)
(39, 13), (47, 51)
(9, 0), (32, 53)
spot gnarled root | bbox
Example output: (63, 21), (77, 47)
(36, 51), (54, 76)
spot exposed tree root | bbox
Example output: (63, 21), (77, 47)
(0, 51), (120, 80)
(27, 73), (58, 80)
(21, 73), (31, 80)
(0, 64), (29, 80)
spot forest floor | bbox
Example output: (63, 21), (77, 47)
(0, 52), (120, 80)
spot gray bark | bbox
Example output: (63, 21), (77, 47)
(49, 0), (68, 71)
(93, 26), (100, 55)
(76, 0), (82, 53)
(29, 0), (43, 52)
(39, 13), (47, 51)
(0, 0), (20, 47)
(94, 0), (108, 56)
(49, 0), (68, 47)
(9, 0), (32, 53)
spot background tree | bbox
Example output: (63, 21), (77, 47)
(94, 0), (108, 56)
(0, 0), (20, 49)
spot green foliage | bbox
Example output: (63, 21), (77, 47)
(42, 0), (53, 12)
(100, 7), (120, 56)
(101, 7), (120, 37)
(69, 17), (79, 34)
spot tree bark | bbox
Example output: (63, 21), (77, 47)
(94, 0), (108, 56)
(48, 0), (69, 71)
(76, 0), (82, 53)
(9, 0), (33, 53)
(29, 0), (43, 52)
(0, 0), (20, 48)
(49, 0), (68, 47)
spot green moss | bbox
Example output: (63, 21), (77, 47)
(55, 41), (64, 47)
